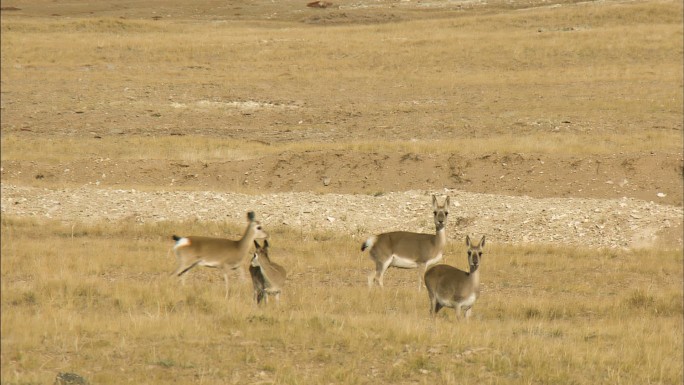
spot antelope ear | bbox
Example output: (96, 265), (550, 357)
(254, 240), (261, 248)
(432, 195), (438, 209)
(247, 211), (256, 221)
(264, 239), (269, 249)
(445, 196), (450, 207)
(466, 235), (471, 247)
(480, 235), (486, 248)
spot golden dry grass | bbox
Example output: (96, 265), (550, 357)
(1, 1), (683, 384)
(2, 0), (682, 153)
(1, 216), (682, 384)
(2, 130), (681, 163)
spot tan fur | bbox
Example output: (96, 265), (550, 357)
(362, 195), (450, 290)
(249, 240), (287, 305)
(424, 235), (485, 319)
(171, 211), (268, 298)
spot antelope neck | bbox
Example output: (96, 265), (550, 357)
(469, 264), (480, 287)
(238, 224), (256, 249)
(434, 225), (446, 245)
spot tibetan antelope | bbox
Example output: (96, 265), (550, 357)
(249, 240), (287, 305)
(424, 235), (485, 319)
(171, 211), (268, 298)
(361, 195), (450, 290)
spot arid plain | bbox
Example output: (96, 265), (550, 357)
(1, 0), (683, 384)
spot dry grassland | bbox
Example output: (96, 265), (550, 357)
(2, 0), (682, 202)
(1, 1), (682, 147)
(1, 217), (682, 384)
(1, 0), (683, 384)
(1, 131), (682, 163)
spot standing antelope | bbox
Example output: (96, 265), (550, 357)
(171, 211), (268, 298)
(361, 195), (450, 289)
(424, 235), (485, 319)
(249, 240), (287, 305)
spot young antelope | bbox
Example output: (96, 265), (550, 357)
(249, 240), (287, 305)
(424, 235), (485, 319)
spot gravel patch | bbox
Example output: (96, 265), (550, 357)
(2, 184), (681, 249)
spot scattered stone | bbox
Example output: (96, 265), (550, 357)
(307, 1), (333, 8)
(2, 185), (682, 249)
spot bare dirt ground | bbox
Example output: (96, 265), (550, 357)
(2, 150), (682, 204)
(1, 0), (682, 249)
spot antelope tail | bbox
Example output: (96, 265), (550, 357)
(172, 235), (191, 248)
(361, 236), (377, 252)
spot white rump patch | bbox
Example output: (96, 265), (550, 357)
(173, 237), (191, 249)
(363, 236), (377, 250)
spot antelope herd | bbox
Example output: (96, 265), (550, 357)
(170, 194), (486, 319)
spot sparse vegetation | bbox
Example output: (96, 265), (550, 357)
(2, 0), (682, 384)
(1, 217), (682, 384)
(1, 1), (682, 152)
(2, 130), (682, 163)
